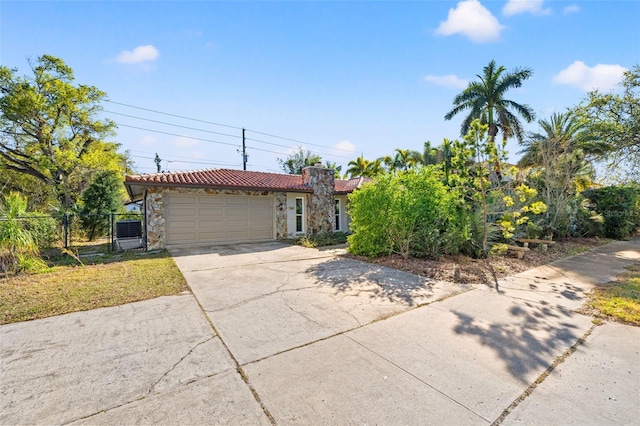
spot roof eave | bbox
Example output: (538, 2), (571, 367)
(123, 180), (314, 198)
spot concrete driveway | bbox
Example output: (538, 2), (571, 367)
(169, 242), (467, 365)
(2, 240), (639, 424)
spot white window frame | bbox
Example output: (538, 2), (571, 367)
(334, 199), (341, 232)
(295, 197), (305, 234)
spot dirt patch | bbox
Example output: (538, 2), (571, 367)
(346, 238), (608, 285)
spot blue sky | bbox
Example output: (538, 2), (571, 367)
(2, 0), (639, 175)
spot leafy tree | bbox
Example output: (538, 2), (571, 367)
(79, 171), (123, 241)
(575, 65), (640, 180)
(0, 55), (126, 211)
(445, 60), (535, 178)
(277, 146), (322, 174)
(450, 120), (545, 257)
(518, 112), (594, 237)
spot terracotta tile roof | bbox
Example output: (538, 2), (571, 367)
(125, 169), (310, 191)
(125, 168), (370, 196)
(335, 177), (370, 194)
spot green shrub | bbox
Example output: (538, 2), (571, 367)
(295, 231), (349, 248)
(24, 214), (59, 249)
(582, 185), (640, 239)
(347, 167), (467, 259)
(0, 192), (47, 275)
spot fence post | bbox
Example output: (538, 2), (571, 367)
(63, 214), (69, 249)
(110, 213), (114, 253)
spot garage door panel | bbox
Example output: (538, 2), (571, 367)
(225, 197), (250, 206)
(168, 207), (196, 217)
(168, 220), (197, 230)
(198, 197), (224, 205)
(170, 196), (197, 205)
(198, 230), (225, 239)
(198, 207), (224, 216)
(166, 194), (274, 245)
(226, 207), (250, 217)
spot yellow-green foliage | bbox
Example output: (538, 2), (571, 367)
(348, 167), (467, 259)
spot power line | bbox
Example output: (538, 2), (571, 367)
(106, 99), (356, 154)
(104, 110), (242, 140)
(105, 100), (243, 131)
(247, 129), (354, 153)
(116, 124), (241, 148)
(129, 154), (238, 167)
(245, 136), (353, 159)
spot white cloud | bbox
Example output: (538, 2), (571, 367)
(424, 74), (469, 89)
(173, 136), (200, 148)
(436, 0), (505, 43)
(503, 0), (551, 16)
(563, 4), (580, 14)
(116, 45), (160, 64)
(553, 61), (627, 91)
(332, 140), (356, 157)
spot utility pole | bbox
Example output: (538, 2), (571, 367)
(242, 128), (248, 170)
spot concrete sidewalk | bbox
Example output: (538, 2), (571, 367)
(1, 240), (638, 424)
(239, 240), (640, 424)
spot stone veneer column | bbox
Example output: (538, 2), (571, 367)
(302, 165), (335, 235)
(146, 188), (166, 250)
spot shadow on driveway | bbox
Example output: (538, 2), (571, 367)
(306, 257), (454, 307)
(451, 300), (582, 383)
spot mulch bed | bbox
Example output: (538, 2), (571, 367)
(345, 238), (608, 285)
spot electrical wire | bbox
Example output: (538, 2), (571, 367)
(116, 124), (241, 148)
(104, 110), (242, 139)
(106, 99), (356, 153)
(105, 100), (242, 130)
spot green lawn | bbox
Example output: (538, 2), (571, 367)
(0, 244), (189, 324)
(589, 262), (640, 326)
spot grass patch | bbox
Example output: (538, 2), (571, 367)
(588, 262), (640, 326)
(0, 244), (188, 324)
(292, 231), (350, 248)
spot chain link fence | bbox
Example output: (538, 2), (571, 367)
(2, 212), (145, 251)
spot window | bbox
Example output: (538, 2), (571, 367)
(295, 198), (304, 233)
(335, 199), (341, 231)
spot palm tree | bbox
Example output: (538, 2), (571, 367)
(381, 149), (423, 172)
(519, 112), (589, 167)
(518, 111), (595, 236)
(445, 60), (535, 178)
(445, 60), (535, 143)
(345, 156), (384, 178)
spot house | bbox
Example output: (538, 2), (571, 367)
(124, 165), (367, 249)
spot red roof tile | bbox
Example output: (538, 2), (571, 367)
(125, 168), (369, 194)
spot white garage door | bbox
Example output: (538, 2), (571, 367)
(165, 194), (274, 245)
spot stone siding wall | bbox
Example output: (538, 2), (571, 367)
(302, 166), (335, 234)
(145, 187), (283, 249)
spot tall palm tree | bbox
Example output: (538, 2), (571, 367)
(445, 60), (535, 144)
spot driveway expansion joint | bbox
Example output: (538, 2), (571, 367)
(186, 279), (277, 425)
(491, 322), (600, 425)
